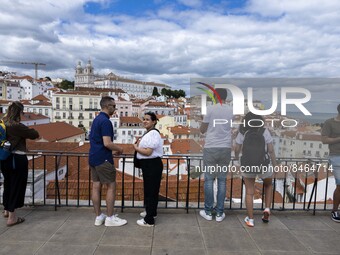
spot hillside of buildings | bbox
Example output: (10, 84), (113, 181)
(0, 61), (337, 206)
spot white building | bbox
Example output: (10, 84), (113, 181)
(115, 116), (144, 144)
(74, 60), (170, 99)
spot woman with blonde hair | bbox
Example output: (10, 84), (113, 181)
(1, 101), (39, 226)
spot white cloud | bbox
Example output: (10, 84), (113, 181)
(1, 0), (340, 112)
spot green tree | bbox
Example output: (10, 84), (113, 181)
(60, 80), (74, 90)
(152, 87), (160, 96)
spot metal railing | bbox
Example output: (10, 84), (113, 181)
(0, 152), (334, 215)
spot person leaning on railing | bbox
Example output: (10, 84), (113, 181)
(1, 101), (39, 227)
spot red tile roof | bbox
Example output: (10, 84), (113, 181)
(33, 122), (85, 142)
(169, 126), (200, 135)
(31, 94), (50, 101)
(120, 116), (142, 124)
(171, 139), (202, 154)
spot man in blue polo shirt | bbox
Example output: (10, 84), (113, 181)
(89, 96), (127, 227)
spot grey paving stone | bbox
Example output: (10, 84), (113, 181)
(247, 229), (307, 252)
(153, 224), (203, 249)
(291, 229), (340, 254)
(317, 215), (340, 232)
(0, 218), (66, 242)
(0, 241), (43, 255)
(100, 218), (153, 247)
(261, 252), (311, 255)
(201, 227), (258, 252)
(279, 215), (333, 230)
(152, 248), (206, 255)
(155, 211), (198, 226)
(206, 250), (261, 255)
(95, 245), (151, 255)
(36, 243), (96, 255)
(48, 222), (106, 245)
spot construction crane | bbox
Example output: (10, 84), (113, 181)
(0, 60), (46, 80)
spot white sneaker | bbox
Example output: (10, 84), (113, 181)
(94, 213), (107, 226)
(199, 210), (212, 221)
(244, 216), (254, 227)
(136, 219), (154, 227)
(104, 215), (127, 227)
(139, 211), (157, 218)
(216, 213), (225, 222)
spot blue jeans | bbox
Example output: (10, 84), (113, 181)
(203, 148), (231, 215)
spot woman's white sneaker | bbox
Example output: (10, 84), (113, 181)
(140, 211), (157, 218)
(104, 215), (127, 227)
(136, 219), (154, 227)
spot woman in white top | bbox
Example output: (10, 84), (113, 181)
(234, 112), (278, 227)
(134, 112), (163, 227)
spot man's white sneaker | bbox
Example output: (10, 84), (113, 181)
(216, 213), (225, 222)
(94, 213), (107, 226)
(136, 219), (154, 227)
(104, 215), (127, 227)
(199, 210), (212, 221)
(139, 211), (157, 218)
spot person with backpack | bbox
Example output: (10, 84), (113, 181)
(234, 112), (278, 227)
(134, 112), (163, 227)
(199, 88), (233, 222)
(1, 101), (39, 226)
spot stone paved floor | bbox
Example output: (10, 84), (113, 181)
(0, 207), (339, 255)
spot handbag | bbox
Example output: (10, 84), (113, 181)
(133, 151), (141, 168)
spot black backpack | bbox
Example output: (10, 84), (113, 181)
(241, 128), (269, 168)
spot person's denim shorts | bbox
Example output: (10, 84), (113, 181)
(329, 155), (340, 185)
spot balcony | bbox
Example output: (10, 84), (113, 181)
(1, 153), (337, 254)
(0, 152), (335, 214)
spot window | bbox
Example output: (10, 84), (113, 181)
(45, 109), (48, 115)
(122, 131), (126, 135)
(63, 112), (66, 118)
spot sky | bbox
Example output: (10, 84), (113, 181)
(0, 0), (340, 113)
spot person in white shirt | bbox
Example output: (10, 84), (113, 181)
(134, 112), (163, 227)
(199, 88), (233, 222)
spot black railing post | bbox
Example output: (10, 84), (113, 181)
(121, 156), (126, 212)
(185, 156), (190, 214)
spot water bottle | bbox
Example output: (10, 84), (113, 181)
(3, 141), (11, 151)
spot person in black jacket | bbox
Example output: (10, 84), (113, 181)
(1, 101), (39, 226)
